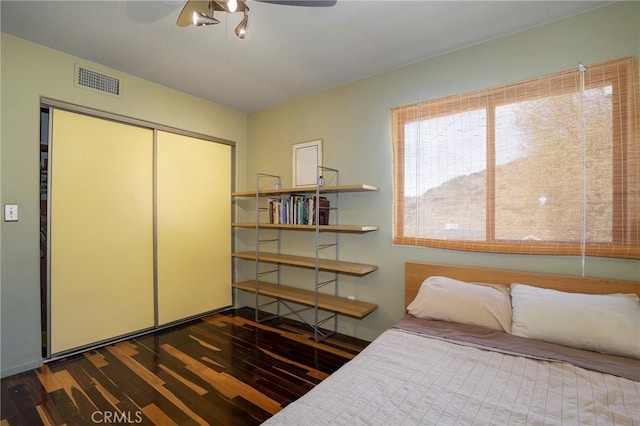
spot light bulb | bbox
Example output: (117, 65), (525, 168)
(235, 14), (248, 39)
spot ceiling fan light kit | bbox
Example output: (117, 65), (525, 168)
(177, 0), (250, 39)
(193, 11), (220, 26)
(177, 0), (337, 40)
(235, 12), (249, 39)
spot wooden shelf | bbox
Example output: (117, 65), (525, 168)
(232, 251), (378, 276)
(232, 223), (378, 233)
(233, 184), (378, 197)
(233, 280), (377, 319)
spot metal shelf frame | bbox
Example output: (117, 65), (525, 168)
(233, 168), (378, 342)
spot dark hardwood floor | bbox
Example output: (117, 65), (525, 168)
(1, 308), (369, 425)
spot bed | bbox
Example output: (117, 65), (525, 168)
(264, 262), (640, 425)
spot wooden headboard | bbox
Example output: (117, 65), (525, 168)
(405, 262), (640, 308)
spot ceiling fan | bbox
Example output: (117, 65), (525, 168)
(177, 0), (337, 39)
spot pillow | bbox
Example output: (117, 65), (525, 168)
(407, 276), (512, 332)
(510, 283), (640, 359)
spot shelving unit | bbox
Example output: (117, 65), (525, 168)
(232, 169), (379, 341)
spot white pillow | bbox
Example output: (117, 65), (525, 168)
(407, 276), (512, 332)
(510, 283), (640, 359)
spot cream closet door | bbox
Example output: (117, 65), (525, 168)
(50, 110), (154, 354)
(156, 131), (231, 325)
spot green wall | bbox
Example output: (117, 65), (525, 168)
(0, 33), (248, 377)
(242, 2), (640, 340)
(2, 2), (639, 378)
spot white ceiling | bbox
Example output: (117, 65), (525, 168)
(1, 1), (612, 113)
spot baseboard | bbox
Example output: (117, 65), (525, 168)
(1, 358), (43, 379)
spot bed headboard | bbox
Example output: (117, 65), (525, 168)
(405, 262), (640, 308)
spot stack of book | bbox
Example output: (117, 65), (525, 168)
(268, 195), (330, 225)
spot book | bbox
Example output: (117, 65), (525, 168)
(266, 195), (330, 226)
(312, 196), (330, 226)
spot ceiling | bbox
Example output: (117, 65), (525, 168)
(1, 1), (612, 113)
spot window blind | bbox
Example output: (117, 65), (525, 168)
(392, 57), (639, 259)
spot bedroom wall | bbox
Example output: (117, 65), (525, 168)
(0, 33), (248, 377)
(242, 2), (640, 341)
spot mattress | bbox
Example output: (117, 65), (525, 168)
(264, 316), (640, 425)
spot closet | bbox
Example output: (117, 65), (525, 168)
(46, 107), (232, 355)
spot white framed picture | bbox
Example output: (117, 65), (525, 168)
(292, 139), (322, 187)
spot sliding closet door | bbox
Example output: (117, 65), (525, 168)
(50, 110), (154, 354)
(156, 132), (232, 325)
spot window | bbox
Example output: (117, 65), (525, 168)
(392, 57), (639, 259)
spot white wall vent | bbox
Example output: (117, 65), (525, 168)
(75, 66), (120, 96)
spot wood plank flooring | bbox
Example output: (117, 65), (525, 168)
(1, 308), (369, 425)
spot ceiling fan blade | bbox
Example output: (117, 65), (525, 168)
(254, 0), (337, 6)
(176, 0), (212, 26)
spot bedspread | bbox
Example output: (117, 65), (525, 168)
(264, 320), (640, 425)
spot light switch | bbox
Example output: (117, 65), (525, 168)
(4, 204), (18, 222)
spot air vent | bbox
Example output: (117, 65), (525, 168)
(76, 66), (120, 96)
